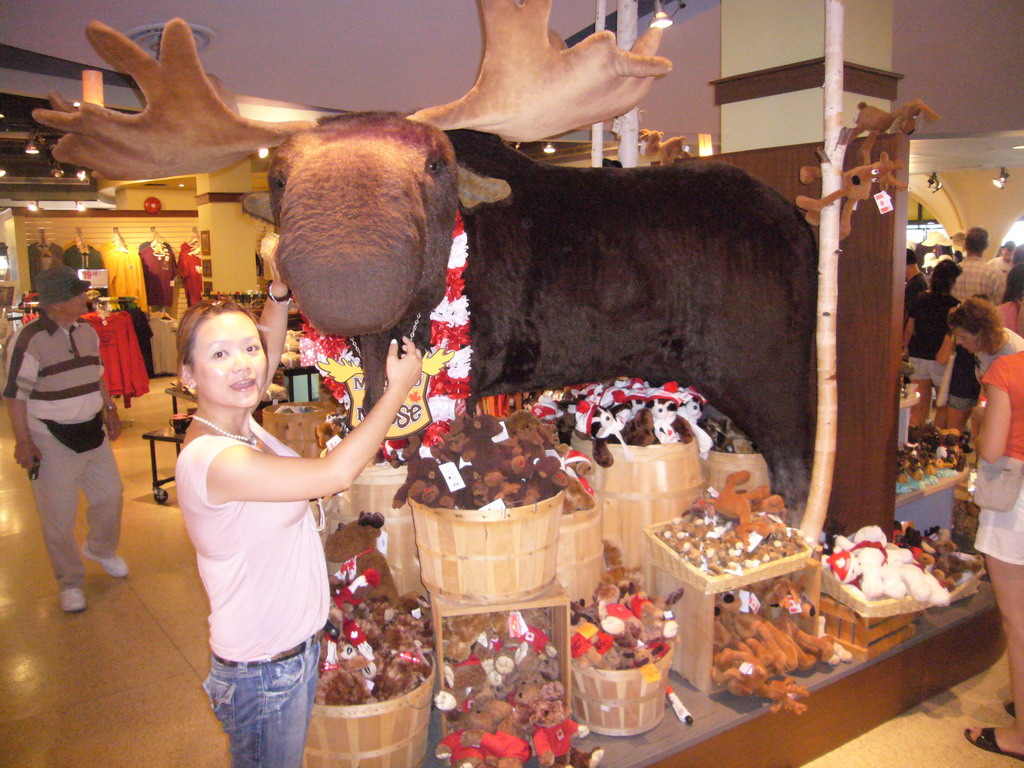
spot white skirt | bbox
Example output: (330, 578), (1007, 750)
(976, 479), (1024, 564)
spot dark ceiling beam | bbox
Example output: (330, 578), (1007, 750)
(0, 44), (135, 90)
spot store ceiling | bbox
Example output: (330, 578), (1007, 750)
(0, 0), (1021, 200)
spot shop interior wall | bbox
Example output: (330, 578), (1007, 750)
(11, 211), (200, 314)
(707, 133), (905, 533)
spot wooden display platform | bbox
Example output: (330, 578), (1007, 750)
(420, 583), (1003, 768)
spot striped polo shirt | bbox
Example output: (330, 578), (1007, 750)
(3, 313), (105, 424)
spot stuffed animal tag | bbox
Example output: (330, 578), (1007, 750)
(490, 422), (510, 442)
(874, 191), (893, 214)
(439, 462), (466, 492)
(508, 611), (529, 638)
(479, 497), (507, 513)
(745, 532), (764, 552)
(739, 590), (761, 614)
(782, 594), (803, 614)
(325, 435), (342, 452)
(639, 662), (662, 683)
(375, 529), (389, 556)
(739, 661), (755, 676)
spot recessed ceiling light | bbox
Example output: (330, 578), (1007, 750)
(1014, 145), (1024, 150)
(178, 183), (185, 188)
(124, 22), (216, 54)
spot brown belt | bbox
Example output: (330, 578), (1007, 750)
(212, 631), (322, 668)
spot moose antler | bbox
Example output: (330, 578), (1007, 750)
(32, 18), (314, 180)
(410, 0), (672, 141)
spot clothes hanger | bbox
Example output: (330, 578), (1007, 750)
(113, 227), (128, 251)
(38, 228), (49, 247)
(76, 228), (88, 253)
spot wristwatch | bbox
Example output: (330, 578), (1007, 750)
(104, 403), (117, 413)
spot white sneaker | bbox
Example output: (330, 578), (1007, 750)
(82, 543), (129, 577)
(60, 588), (86, 612)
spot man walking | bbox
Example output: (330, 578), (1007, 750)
(952, 227), (1003, 304)
(4, 267), (127, 612)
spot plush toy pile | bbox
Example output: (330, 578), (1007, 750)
(655, 472), (808, 576)
(896, 424), (969, 494)
(315, 512), (435, 705)
(532, 378), (712, 468)
(892, 523), (985, 593)
(434, 608), (604, 768)
(392, 411), (595, 514)
(711, 573), (852, 714)
(824, 524), (957, 606)
(569, 581), (681, 671)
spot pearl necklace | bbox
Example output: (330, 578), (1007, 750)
(191, 415), (257, 447)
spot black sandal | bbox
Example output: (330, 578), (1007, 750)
(964, 727), (1024, 762)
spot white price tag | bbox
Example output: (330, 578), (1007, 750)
(874, 190), (893, 214)
(325, 435), (342, 452)
(745, 532), (764, 552)
(739, 590), (761, 614)
(479, 497), (507, 512)
(419, 445), (433, 459)
(439, 462), (466, 492)
(376, 529), (389, 556)
(739, 662), (754, 676)
(458, 457), (472, 469)
(491, 422), (510, 442)
(706, 486), (719, 498)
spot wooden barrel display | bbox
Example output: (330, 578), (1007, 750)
(262, 401), (333, 458)
(332, 463), (425, 597)
(410, 492), (563, 604)
(303, 672), (433, 768)
(571, 646), (674, 736)
(555, 504), (604, 604)
(573, 436), (704, 591)
(702, 450), (770, 494)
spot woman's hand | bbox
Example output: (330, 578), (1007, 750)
(261, 232), (289, 297)
(386, 336), (423, 395)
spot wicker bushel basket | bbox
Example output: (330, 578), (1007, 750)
(410, 492), (563, 604)
(571, 436), (704, 590)
(555, 504), (604, 604)
(303, 672), (433, 768)
(571, 646), (674, 737)
(702, 450), (770, 493)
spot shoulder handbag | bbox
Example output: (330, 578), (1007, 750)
(974, 455), (1024, 512)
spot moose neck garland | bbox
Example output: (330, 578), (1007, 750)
(302, 214), (472, 448)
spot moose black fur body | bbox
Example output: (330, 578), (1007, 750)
(448, 130), (818, 506)
(267, 114), (817, 507)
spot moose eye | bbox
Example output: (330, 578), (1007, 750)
(271, 174), (286, 191)
(426, 158), (445, 174)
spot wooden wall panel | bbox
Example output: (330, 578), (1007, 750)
(704, 134), (908, 533)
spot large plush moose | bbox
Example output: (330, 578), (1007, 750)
(34, 2), (818, 506)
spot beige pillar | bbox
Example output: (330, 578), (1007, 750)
(717, 0), (895, 153)
(196, 162), (258, 293)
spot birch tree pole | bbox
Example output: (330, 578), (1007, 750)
(591, 0), (608, 167)
(800, 0), (847, 542)
(616, 0), (640, 168)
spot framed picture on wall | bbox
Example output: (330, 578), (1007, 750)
(200, 230), (211, 256)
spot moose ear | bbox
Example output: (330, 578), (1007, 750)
(242, 192), (275, 223)
(457, 166), (511, 211)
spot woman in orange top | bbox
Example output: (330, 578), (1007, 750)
(964, 350), (1024, 760)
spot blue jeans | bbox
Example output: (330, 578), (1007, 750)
(202, 639), (320, 768)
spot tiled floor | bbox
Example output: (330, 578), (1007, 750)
(0, 379), (1012, 767)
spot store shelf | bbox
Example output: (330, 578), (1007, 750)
(895, 468), (968, 507)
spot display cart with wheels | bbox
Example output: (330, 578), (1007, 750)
(141, 427), (183, 504)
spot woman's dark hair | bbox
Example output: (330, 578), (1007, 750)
(1002, 262), (1024, 304)
(176, 299), (260, 375)
(929, 259), (961, 294)
(948, 296), (1005, 354)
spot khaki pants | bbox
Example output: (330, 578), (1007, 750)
(29, 425), (124, 590)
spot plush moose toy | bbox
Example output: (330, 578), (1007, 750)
(851, 98), (940, 164)
(796, 152), (906, 240)
(639, 128), (691, 165)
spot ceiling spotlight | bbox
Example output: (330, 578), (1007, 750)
(257, 147), (270, 159)
(24, 138), (40, 155)
(993, 167), (1010, 189)
(927, 171), (942, 193)
(0, 167), (6, 178)
(651, 0), (674, 29)
(27, 201), (39, 212)
(51, 166), (65, 178)
(76, 168), (89, 182)
(543, 142), (556, 154)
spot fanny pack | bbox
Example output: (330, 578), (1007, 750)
(40, 413), (105, 453)
(974, 455), (1024, 512)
